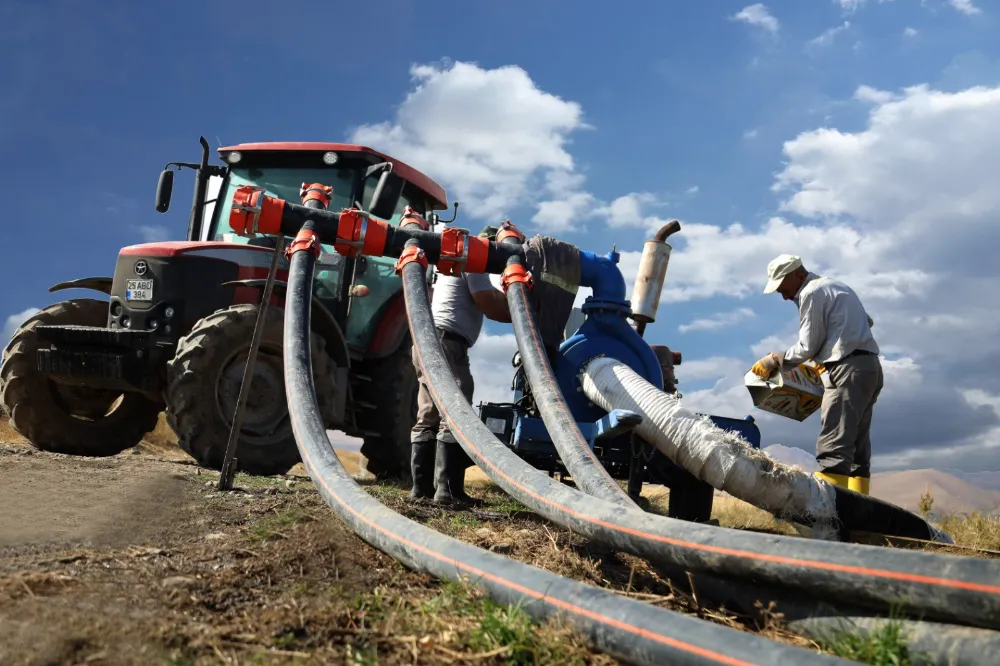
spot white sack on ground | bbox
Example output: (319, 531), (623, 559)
(581, 356), (839, 539)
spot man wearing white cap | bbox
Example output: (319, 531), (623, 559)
(751, 254), (881, 495)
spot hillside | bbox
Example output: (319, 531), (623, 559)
(871, 468), (1000, 516)
(764, 444), (1000, 516)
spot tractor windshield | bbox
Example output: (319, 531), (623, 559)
(201, 161), (428, 353)
(205, 165), (360, 242)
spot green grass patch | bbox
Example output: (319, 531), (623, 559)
(813, 615), (924, 666)
(248, 507), (314, 542)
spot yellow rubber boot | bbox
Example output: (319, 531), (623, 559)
(848, 476), (870, 495)
(814, 471), (850, 488)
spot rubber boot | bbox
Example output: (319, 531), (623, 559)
(814, 470), (850, 488)
(433, 439), (454, 505)
(409, 440), (435, 500)
(848, 476), (870, 495)
(447, 441), (485, 507)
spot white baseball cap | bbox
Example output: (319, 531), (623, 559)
(763, 254), (803, 294)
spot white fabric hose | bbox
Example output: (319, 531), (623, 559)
(581, 356), (840, 539)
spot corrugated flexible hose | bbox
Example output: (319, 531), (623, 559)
(579, 356), (951, 543)
(280, 236), (848, 666)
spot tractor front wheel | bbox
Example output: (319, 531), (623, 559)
(353, 338), (419, 482)
(0, 298), (162, 456)
(165, 304), (338, 477)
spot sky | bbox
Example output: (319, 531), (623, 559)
(2, 0), (999, 473)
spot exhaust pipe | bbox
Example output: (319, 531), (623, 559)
(631, 221), (681, 336)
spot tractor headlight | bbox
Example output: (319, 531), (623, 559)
(225, 151), (242, 164)
(322, 151), (339, 165)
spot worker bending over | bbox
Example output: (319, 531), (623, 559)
(409, 226), (511, 506)
(752, 254), (881, 495)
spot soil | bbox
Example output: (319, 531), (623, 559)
(0, 417), (818, 666)
(0, 420), (636, 666)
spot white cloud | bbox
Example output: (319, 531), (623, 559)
(685, 185), (700, 195)
(136, 225), (170, 243)
(854, 84), (896, 104)
(349, 61), (590, 232)
(743, 128), (759, 140)
(678, 308), (756, 333)
(731, 4), (780, 33)
(3, 307), (41, 344)
(808, 21), (851, 48)
(468, 332), (519, 406)
(949, 0), (982, 15)
(903, 26), (919, 37)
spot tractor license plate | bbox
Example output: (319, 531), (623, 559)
(125, 279), (154, 301)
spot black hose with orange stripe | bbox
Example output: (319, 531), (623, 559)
(500, 249), (637, 508)
(396, 242), (1000, 630)
(281, 236), (846, 666)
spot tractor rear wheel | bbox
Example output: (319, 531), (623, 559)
(165, 304), (338, 477)
(353, 338), (419, 482)
(0, 298), (162, 456)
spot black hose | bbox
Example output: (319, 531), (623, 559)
(398, 257), (1000, 630)
(661, 564), (1000, 666)
(281, 244), (846, 666)
(505, 269), (635, 508)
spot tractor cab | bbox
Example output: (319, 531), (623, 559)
(156, 141), (451, 359)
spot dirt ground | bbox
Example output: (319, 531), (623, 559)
(6, 415), (990, 666)
(0, 420), (692, 666)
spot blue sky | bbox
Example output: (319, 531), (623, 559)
(3, 0), (1000, 471)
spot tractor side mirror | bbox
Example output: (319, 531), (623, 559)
(155, 169), (174, 213)
(365, 162), (405, 220)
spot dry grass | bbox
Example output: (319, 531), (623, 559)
(641, 487), (801, 536)
(935, 510), (1000, 552)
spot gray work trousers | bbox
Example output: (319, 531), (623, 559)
(411, 329), (475, 452)
(816, 353), (883, 478)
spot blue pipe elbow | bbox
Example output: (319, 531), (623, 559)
(579, 251), (626, 302)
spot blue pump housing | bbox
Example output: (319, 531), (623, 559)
(476, 246), (761, 510)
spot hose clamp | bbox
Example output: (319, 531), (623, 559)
(438, 227), (471, 276)
(334, 208), (370, 257)
(230, 185), (266, 236)
(394, 245), (429, 275)
(500, 263), (533, 292)
(496, 219), (526, 245)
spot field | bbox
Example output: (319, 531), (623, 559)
(1, 415), (997, 665)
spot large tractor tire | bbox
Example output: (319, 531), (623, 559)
(0, 298), (162, 456)
(353, 338), (419, 481)
(165, 304), (338, 477)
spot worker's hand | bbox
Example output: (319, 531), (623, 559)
(751, 353), (782, 379)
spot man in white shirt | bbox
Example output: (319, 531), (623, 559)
(751, 254), (882, 495)
(409, 226), (511, 506)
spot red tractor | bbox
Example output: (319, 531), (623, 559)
(0, 138), (455, 478)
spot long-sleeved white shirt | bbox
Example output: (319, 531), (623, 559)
(782, 273), (879, 367)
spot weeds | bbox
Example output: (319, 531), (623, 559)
(812, 615), (921, 666)
(248, 507), (314, 542)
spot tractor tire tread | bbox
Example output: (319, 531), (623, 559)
(165, 304), (337, 477)
(353, 338), (419, 481)
(0, 298), (162, 456)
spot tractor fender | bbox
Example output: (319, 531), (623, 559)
(48, 277), (114, 295)
(366, 292), (409, 360)
(221, 278), (350, 370)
